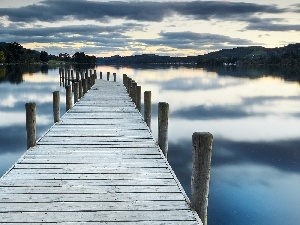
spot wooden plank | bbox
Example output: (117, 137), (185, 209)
(0, 211), (196, 222)
(0, 222), (198, 225)
(0, 192), (186, 202)
(38, 136), (155, 143)
(9, 166), (168, 174)
(0, 185), (181, 194)
(4, 172), (174, 180)
(25, 146), (159, 152)
(0, 179), (177, 187)
(0, 201), (189, 211)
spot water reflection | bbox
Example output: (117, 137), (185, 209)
(0, 64), (67, 175)
(125, 65), (300, 225)
(0, 64), (299, 225)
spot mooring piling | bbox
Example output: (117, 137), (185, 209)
(79, 80), (83, 99)
(74, 82), (79, 103)
(25, 102), (36, 149)
(53, 91), (60, 123)
(66, 85), (72, 112)
(158, 102), (169, 158)
(136, 86), (141, 112)
(191, 132), (213, 225)
(144, 91), (151, 130)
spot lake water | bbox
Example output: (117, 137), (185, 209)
(0, 64), (299, 225)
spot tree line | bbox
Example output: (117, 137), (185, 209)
(98, 43), (300, 67)
(0, 42), (96, 64)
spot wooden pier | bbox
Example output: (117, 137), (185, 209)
(0, 79), (203, 224)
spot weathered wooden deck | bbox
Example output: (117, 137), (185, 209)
(0, 79), (202, 224)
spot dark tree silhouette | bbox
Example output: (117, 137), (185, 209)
(40, 51), (49, 63)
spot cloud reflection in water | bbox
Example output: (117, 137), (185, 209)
(1, 65), (299, 225)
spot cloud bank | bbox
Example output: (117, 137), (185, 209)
(0, 0), (298, 56)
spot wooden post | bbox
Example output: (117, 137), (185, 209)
(64, 71), (68, 87)
(158, 102), (169, 158)
(67, 70), (71, 85)
(74, 82), (79, 103)
(131, 81), (137, 103)
(90, 76), (93, 88)
(59, 69), (63, 87)
(123, 74), (127, 87)
(107, 72), (110, 81)
(191, 132), (213, 225)
(136, 86), (141, 112)
(127, 78), (132, 94)
(144, 91), (151, 130)
(53, 91), (60, 123)
(87, 77), (91, 90)
(76, 70), (79, 80)
(90, 74), (94, 85)
(61, 69), (65, 87)
(79, 80), (83, 99)
(82, 79), (87, 95)
(25, 102), (36, 149)
(66, 85), (72, 111)
(113, 73), (117, 82)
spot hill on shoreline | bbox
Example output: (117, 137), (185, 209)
(97, 43), (300, 66)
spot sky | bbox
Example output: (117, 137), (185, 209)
(0, 0), (299, 57)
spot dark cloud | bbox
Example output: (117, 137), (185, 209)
(170, 1), (285, 20)
(246, 23), (300, 31)
(136, 31), (255, 50)
(0, 24), (138, 37)
(291, 3), (300, 12)
(0, 24), (136, 44)
(0, 0), (286, 23)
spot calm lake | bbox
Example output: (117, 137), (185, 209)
(0, 64), (299, 225)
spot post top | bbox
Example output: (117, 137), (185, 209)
(192, 132), (213, 139)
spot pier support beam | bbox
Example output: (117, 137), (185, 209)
(25, 102), (36, 149)
(136, 86), (141, 112)
(144, 91), (151, 130)
(66, 85), (72, 111)
(74, 82), (79, 103)
(158, 102), (169, 158)
(123, 74), (127, 87)
(79, 80), (83, 99)
(127, 78), (132, 95)
(53, 91), (60, 123)
(87, 77), (91, 90)
(82, 79), (87, 95)
(191, 132), (213, 225)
